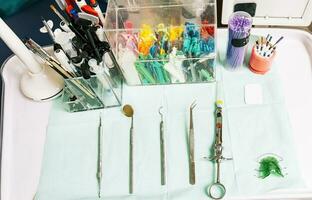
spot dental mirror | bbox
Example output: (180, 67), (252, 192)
(123, 104), (134, 118)
(122, 104), (134, 194)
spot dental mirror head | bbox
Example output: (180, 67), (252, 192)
(208, 182), (226, 200)
(123, 104), (134, 118)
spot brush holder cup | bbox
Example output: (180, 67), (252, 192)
(249, 45), (276, 74)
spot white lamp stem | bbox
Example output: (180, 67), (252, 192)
(0, 17), (42, 74)
(0, 17), (64, 101)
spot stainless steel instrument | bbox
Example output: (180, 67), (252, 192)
(97, 115), (103, 198)
(123, 105), (134, 194)
(189, 101), (197, 185)
(159, 107), (166, 185)
(208, 82), (231, 199)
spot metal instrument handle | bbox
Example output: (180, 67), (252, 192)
(129, 124), (134, 194)
(160, 121), (166, 185)
(208, 161), (226, 199)
(189, 101), (196, 185)
(189, 128), (195, 185)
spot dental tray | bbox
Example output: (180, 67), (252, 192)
(1, 28), (312, 200)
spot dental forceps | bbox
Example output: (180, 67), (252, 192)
(189, 101), (197, 185)
(159, 107), (166, 185)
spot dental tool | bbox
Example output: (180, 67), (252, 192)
(97, 114), (103, 198)
(208, 82), (232, 200)
(90, 0), (106, 26)
(41, 17), (56, 43)
(159, 107), (166, 185)
(189, 101), (197, 185)
(123, 105), (135, 194)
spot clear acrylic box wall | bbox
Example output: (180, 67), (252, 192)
(104, 0), (217, 86)
(62, 74), (122, 112)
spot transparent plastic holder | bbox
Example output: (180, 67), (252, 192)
(62, 74), (123, 112)
(226, 11), (253, 70)
(104, 0), (217, 86)
(134, 56), (215, 85)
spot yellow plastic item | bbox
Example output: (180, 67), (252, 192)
(169, 25), (184, 42)
(138, 24), (157, 55)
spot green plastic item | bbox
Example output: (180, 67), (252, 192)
(199, 69), (212, 81)
(258, 156), (284, 179)
(135, 62), (156, 84)
(153, 61), (166, 84)
(162, 67), (171, 83)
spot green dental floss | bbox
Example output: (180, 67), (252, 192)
(258, 156), (284, 179)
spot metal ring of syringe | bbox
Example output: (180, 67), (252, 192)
(208, 182), (226, 200)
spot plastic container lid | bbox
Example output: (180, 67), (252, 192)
(222, 0), (312, 26)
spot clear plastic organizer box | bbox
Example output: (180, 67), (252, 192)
(103, 0), (217, 86)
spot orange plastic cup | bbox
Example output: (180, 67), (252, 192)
(249, 45), (276, 74)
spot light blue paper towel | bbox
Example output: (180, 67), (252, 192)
(35, 85), (238, 200)
(35, 34), (304, 199)
(35, 121), (99, 200)
(36, 82), (303, 199)
(226, 104), (304, 196)
(219, 47), (305, 196)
